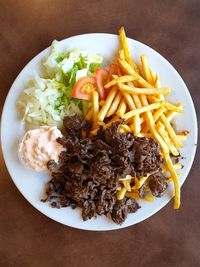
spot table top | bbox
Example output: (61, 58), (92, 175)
(0, 1), (199, 266)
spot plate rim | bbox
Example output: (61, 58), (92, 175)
(1, 33), (198, 231)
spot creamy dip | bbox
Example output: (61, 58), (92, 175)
(19, 126), (64, 171)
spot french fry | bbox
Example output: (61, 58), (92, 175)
(131, 93), (142, 108)
(85, 108), (92, 121)
(131, 115), (141, 135)
(90, 128), (99, 136)
(126, 190), (155, 202)
(116, 97), (127, 117)
(173, 163), (183, 170)
(118, 59), (153, 88)
(103, 116), (119, 129)
(160, 114), (183, 148)
(98, 87), (118, 121)
(132, 174), (151, 190)
(166, 104), (184, 121)
(119, 83), (171, 95)
(127, 82), (142, 135)
(125, 191), (140, 199)
(164, 102), (183, 113)
(142, 107), (166, 133)
(154, 73), (161, 88)
(122, 179), (132, 192)
(177, 134), (187, 142)
(119, 128), (126, 134)
(105, 75), (135, 88)
(140, 95), (169, 153)
(122, 102), (163, 120)
(92, 91), (99, 129)
(164, 153), (180, 209)
(118, 27), (139, 73)
(119, 49), (125, 60)
(153, 107), (167, 121)
(106, 91), (122, 117)
(120, 124), (132, 133)
(156, 121), (179, 156)
(119, 175), (132, 181)
(149, 68), (156, 84)
(121, 91), (136, 110)
(117, 187), (127, 200)
(140, 54), (153, 84)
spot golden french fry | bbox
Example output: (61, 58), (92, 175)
(132, 174), (151, 190)
(118, 27), (139, 73)
(122, 179), (132, 192)
(118, 59), (153, 88)
(119, 49), (125, 60)
(127, 82), (142, 135)
(131, 115), (141, 135)
(122, 102), (163, 120)
(173, 163), (183, 170)
(140, 95), (169, 153)
(106, 91), (122, 117)
(154, 73), (161, 88)
(105, 75), (135, 89)
(164, 153), (180, 209)
(119, 128), (126, 134)
(119, 83), (171, 95)
(153, 107), (167, 121)
(164, 102), (183, 113)
(117, 187), (126, 200)
(116, 97), (127, 117)
(156, 121), (179, 156)
(177, 134), (187, 141)
(120, 124), (132, 133)
(90, 128), (99, 136)
(121, 91), (136, 110)
(160, 114), (183, 148)
(85, 108), (92, 121)
(125, 191), (139, 199)
(98, 87), (118, 121)
(142, 107), (166, 133)
(140, 54), (153, 84)
(103, 116), (119, 129)
(149, 68), (156, 84)
(148, 96), (161, 103)
(92, 91), (99, 129)
(119, 175), (132, 181)
(131, 93), (142, 108)
(166, 104), (184, 121)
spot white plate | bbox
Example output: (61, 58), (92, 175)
(1, 33), (197, 231)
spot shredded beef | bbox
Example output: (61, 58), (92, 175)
(149, 173), (168, 197)
(43, 115), (165, 224)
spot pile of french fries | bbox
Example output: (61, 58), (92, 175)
(85, 27), (189, 209)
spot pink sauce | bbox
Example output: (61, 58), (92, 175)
(19, 126), (65, 171)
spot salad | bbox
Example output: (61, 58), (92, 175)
(17, 41), (103, 128)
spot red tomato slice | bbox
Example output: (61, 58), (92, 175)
(107, 63), (122, 81)
(95, 68), (108, 100)
(71, 76), (96, 100)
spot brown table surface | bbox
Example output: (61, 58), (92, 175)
(0, 1), (199, 266)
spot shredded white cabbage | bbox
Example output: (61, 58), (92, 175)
(17, 41), (103, 128)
